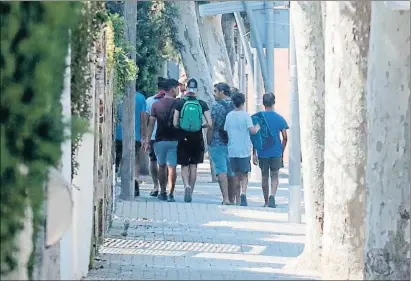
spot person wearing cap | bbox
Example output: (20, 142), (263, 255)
(207, 82), (236, 205)
(173, 78), (212, 203)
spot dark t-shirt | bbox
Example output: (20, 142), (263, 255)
(174, 95), (209, 140)
(151, 96), (180, 142)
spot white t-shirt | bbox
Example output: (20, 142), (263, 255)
(146, 96), (158, 141)
(224, 110), (253, 158)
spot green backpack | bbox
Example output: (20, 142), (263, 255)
(179, 97), (203, 132)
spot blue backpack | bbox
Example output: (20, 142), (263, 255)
(250, 112), (274, 151)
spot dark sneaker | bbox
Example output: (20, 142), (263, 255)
(158, 192), (168, 201)
(150, 190), (159, 197)
(134, 180), (140, 197)
(167, 194), (175, 202)
(184, 186), (192, 203)
(240, 194), (248, 206)
(268, 195), (276, 208)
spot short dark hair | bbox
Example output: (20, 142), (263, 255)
(164, 78), (178, 91)
(263, 92), (275, 107)
(157, 77), (167, 90)
(214, 82), (231, 96)
(231, 92), (245, 108)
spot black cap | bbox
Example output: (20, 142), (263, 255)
(187, 78), (198, 91)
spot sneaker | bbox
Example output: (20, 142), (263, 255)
(268, 195), (276, 208)
(167, 194), (175, 202)
(184, 186), (192, 203)
(150, 190), (159, 197)
(134, 180), (140, 197)
(240, 194), (248, 207)
(158, 192), (168, 201)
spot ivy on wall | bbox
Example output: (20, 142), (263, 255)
(0, 2), (80, 277)
(109, 13), (138, 103)
(70, 2), (107, 178)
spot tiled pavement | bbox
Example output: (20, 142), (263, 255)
(85, 159), (317, 280)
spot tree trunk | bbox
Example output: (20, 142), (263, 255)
(322, 2), (371, 279)
(197, 12), (233, 85)
(120, 1), (137, 200)
(364, 3), (410, 280)
(290, 1), (325, 272)
(171, 1), (214, 105)
(221, 13), (236, 75)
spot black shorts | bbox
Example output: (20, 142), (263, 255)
(149, 140), (157, 162)
(177, 133), (205, 166)
(259, 157), (283, 177)
(115, 140), (142, 169)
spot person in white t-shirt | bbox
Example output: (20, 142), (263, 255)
(224, 92), (260, 206)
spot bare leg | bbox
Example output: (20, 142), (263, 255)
(217, 173), (230, 204)
(150, 160), (159, 192)
(188, 164), (198, 193)
(227, 176), (236, 204)
(181, 165), (190, 187)
(158, 164), (167, 194)
(239, 172), (249, 194)
(233, 174), (241, 205)
(270, 170), (279, 196)
(168, 166), (177, 195)
(134, 148), (140, 181)
(262, 175), (270, 207)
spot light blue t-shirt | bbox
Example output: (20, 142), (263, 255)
(115, 92), (147, 141)
(146, 95), (159, 141)
(257, 111), (289, 158)
(224, 110), (254, 158)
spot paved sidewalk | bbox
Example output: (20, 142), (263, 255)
(86, 160), (316, 280)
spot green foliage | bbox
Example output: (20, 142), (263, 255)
(0, 1), (80, 277)
(107, 1), (180, 99)
(135, 1), (180, 96)
(109, 13), (138, 103)
(70, 2), (107, 178)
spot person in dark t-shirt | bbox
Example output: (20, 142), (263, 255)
(173, 78), (212, 203)
(145, 78), (180, 202)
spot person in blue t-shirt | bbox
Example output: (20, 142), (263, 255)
(115, 91), (147, 196)
(252, 92), (288, 208)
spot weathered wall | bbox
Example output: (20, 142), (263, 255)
(91, 28), (115, 265)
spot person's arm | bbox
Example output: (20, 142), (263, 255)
(280, 118), (289, 157)
(247, 115), (260, 135)
(252, 147), (258, 165)
(207, 103), (217, 146)
(281, 129), (288, 156)
(140, 112), (147, 142)
(173, 110), (180, 128)
(146, 116), (156, 146)
(173, 99), (183, 128)
(145, 105), (156, 151)
(203, 110), (212, 129)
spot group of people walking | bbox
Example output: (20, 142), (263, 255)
(115, 77), (288, 208)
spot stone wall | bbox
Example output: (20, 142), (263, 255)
(90, 26), (114, 266)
